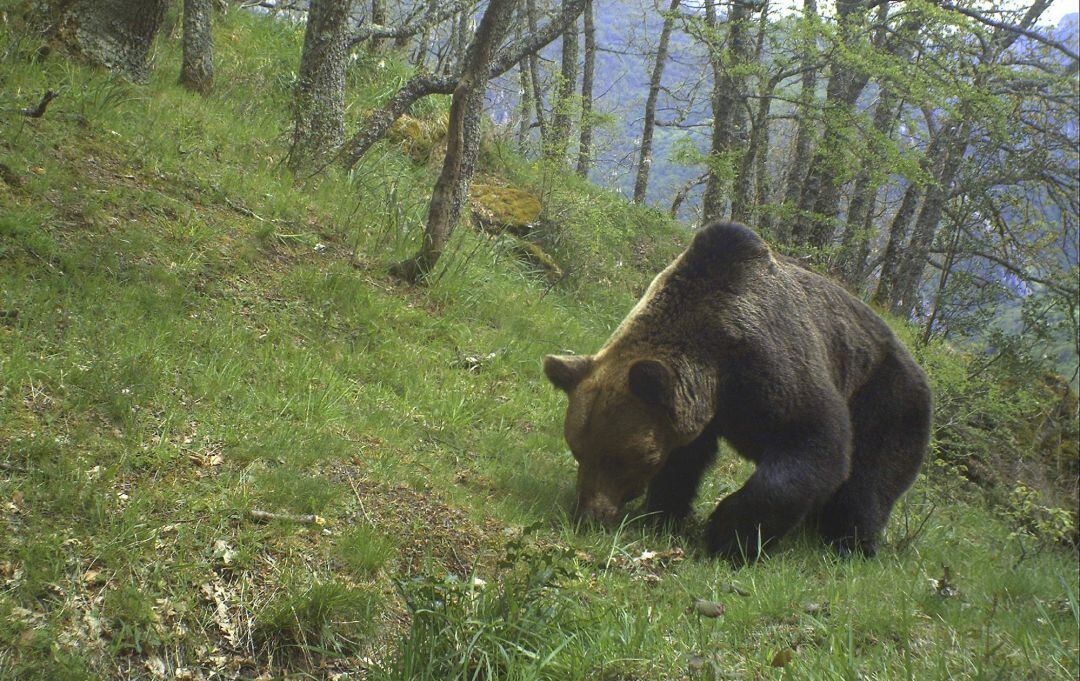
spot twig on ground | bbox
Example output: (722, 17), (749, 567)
(20, 90), (58, 118)
(346, 476), (373, 525)
(248, 509), (325, 525)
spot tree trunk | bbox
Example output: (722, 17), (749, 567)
(835, 89), (903, 283)
(731, 4), (771, 225)
(548, 1), (579, 162)
(891, 129), (969, 316)
(632, 0), (680, 203)
(452, 10), (470, 70)
(732, 82), (769, 224)
(575, 0), (596, 177)
(922, 224), (961, 344)
(517, 61), (533, 152)
(525, 0), (549, 147)
(181, 0), (214, 93)
(777, 0), (818, 241)
(55, 0), (170, 83)
(791, 0), (873, 249)
(391, 0), (518, 283)
(288, 0), (352, 173)
(702, 0), (752, 222)
(872, 180), (924, 307)
(370, 0), (388, 52)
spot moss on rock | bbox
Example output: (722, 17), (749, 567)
(469, 183), (542, 237)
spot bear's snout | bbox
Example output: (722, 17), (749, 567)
(574, 492), (622, 526)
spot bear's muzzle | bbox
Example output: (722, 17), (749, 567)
(574, 492), (622, 527)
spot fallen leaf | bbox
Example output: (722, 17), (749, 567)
(212, 540), (236, 568)
(82, 569), (105, 587)
(144, 656), (166, 678)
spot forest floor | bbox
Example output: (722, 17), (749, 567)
(0, 7), (1077, 680)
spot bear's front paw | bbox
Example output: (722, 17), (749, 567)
(706, 513), (765, 564)
(829, 535), (877, 559)
(643, 496), (692, 529)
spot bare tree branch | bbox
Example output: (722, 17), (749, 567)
(338, 0), (586, 170)
(935, 1), (1078, 63)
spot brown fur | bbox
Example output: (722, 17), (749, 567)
(545, 222), (932, 561)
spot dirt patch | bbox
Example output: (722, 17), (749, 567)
(325, 462), (505, 576)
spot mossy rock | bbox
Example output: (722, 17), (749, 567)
(469, 183), (542, 237)
(387, 112), (449, 163)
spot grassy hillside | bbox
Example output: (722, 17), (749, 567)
(1, 7), (1076, 680)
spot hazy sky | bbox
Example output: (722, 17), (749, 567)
(764, 0), (1078, 27)
(1043, 0), (1078, 26)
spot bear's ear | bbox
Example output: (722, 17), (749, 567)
(544, 355), (593, 392)
(628, 359), (675, 412)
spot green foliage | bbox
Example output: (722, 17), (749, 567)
(1006, 483), (1077, 549)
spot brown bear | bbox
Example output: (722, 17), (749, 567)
(544, 221), (932, 561)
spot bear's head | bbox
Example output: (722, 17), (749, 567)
(544, 352), (712, 525)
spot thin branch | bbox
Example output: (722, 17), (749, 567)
(936, 0), (1078, 63)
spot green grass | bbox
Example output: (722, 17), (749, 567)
(0, 4), (1076, 679)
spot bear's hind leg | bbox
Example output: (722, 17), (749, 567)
(819, 355), (931, 557)
(706, 429), (850, 562)
(644, 429), (718, 523)
(816, 478), (885, 557)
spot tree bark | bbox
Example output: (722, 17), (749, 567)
(791, 0), (875, 249)
(525, 0), (549, 147)
(54, 0), (170, 83)
(732, 4), (771, 225)
(872, 179), (924, 307)
(834, 88), (903, 284)
(288, 0), (352, 173)
(391, 0), (519, 284)
(633, 0), (680, 204)
(575, 0), (596, 177)
(181, 0), (214, 93)
(369, 0), (388, 52)
(547, 0), (579, 162)
(516, 20), (534, 152)
(777, 0), (818, 242)
(702, 0), (752, 222)
(886, 1), (1051, 315)
(452, 10), (470, 70)
(891, 127), (969, 316)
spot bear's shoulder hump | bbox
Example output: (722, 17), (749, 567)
(682, 222), (770, 276)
